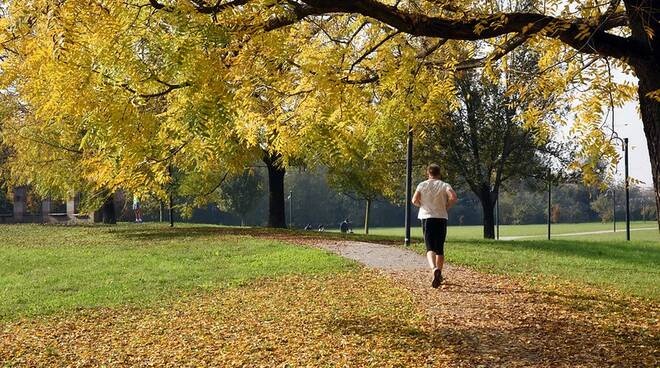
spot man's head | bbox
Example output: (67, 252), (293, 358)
(427, 164), (441, 179)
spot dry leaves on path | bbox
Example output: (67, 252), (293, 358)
(315, 240), (659, 367)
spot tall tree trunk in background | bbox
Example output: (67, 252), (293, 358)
(364, 198), (371, 235)
(633, 63), (660, 232)
(479, 187), (496, 239)
(101, 193), (116, 224)
(626, 0), (660, 232)
(263, 153), (287, 228)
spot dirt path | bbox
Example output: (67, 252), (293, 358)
(316, 240), (658, 367)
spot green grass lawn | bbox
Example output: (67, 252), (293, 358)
(348, 221), (659, 241)
(339, 221), (658, 300)
(1, 222), (658, 322)
(0, 224), (356, 320)
(412, 237), (660, 300)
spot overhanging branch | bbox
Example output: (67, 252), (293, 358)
(455, 33), (531, 71)
(145, 0), (643, 61)
(294, 0), (639, 60)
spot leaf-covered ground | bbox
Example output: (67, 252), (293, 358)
(1, 227), (657, 367)
(1, 272), (435, 367)
(2, 267), (657, 367)
(316, 240), (659, 367)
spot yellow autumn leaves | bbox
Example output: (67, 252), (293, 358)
(0, 0), (637, 204)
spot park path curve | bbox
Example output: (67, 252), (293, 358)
(314, 240), (657, 367)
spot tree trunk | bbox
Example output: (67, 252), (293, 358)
(101, 194), (116, 224)
(626, 0), (660, 232)
(633, 61), (660, 232)
(479, 188), (496, 239)
(263, 154), (287, 228)
(364, 199), (371, 235)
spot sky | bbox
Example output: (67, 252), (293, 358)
(561, 69), (653, 188)
(613, 97), (653, 187)
(549, 1), (654, 189)
(607, 69), (653, 187)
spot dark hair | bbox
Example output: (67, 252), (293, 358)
(427, 164), (441, 178)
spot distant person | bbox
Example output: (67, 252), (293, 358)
(340, 219), (350, 234)
(412, 164), (458, 288)
(133, 195), (143, 223)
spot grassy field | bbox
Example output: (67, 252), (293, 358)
(347, 220), (659, 241)
(413, 238), (660, 300)
(1, 222), (658, 321)
(329, 221), (659, 300)
(0, 225), (356, 320)
(1, 223), (657, 366)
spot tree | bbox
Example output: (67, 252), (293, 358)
(260, 154), (285, 227)
(418, 64), (559, 238)
(591, 194), (615, 223)
(217, 170), (264, 226)
(326, 135), (401, 234)
(551, 204), (561, 223)
(0, 1), (270, 225)
(3, 0), (658, 231)
(139, 0), (659, 231)
(285, 167), (359, 228)
(640, 202), (657, 222)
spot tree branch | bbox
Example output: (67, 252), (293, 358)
(347, 31), (400, 76)
(144, 0), (643, 61)
(455, 33), (531, 71)
(190, 0), (251, 14)
(294, 0), (639, 60)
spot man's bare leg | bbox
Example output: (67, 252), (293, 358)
(426, 251), (438, 269)
(428, 251), (442, 288)
(436, 254), (444, 273)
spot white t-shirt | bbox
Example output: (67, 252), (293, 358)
(416, 179), (453, 219)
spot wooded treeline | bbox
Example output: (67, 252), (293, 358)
(1, 168), (655, 228)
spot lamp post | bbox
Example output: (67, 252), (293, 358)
(404, 127), (413, 246)
(547, 169), (552, 240)
(624, 138), (630, 241)
(168, 164), (174, 228)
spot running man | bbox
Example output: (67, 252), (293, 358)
(412, 164), (458, 288)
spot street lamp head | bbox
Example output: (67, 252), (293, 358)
(609, 133), (624, 146)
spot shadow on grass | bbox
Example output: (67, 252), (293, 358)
(440, 276), (640, 312)
(455, 238), (660, 269)
(326, 312), (655, 366)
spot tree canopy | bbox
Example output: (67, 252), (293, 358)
(0, 0), (657, 229)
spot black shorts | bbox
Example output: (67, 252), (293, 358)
(422, 218), (447, 255)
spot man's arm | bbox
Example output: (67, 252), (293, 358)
(446, 188), (458, 210)
(412, 190), (421, 207)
